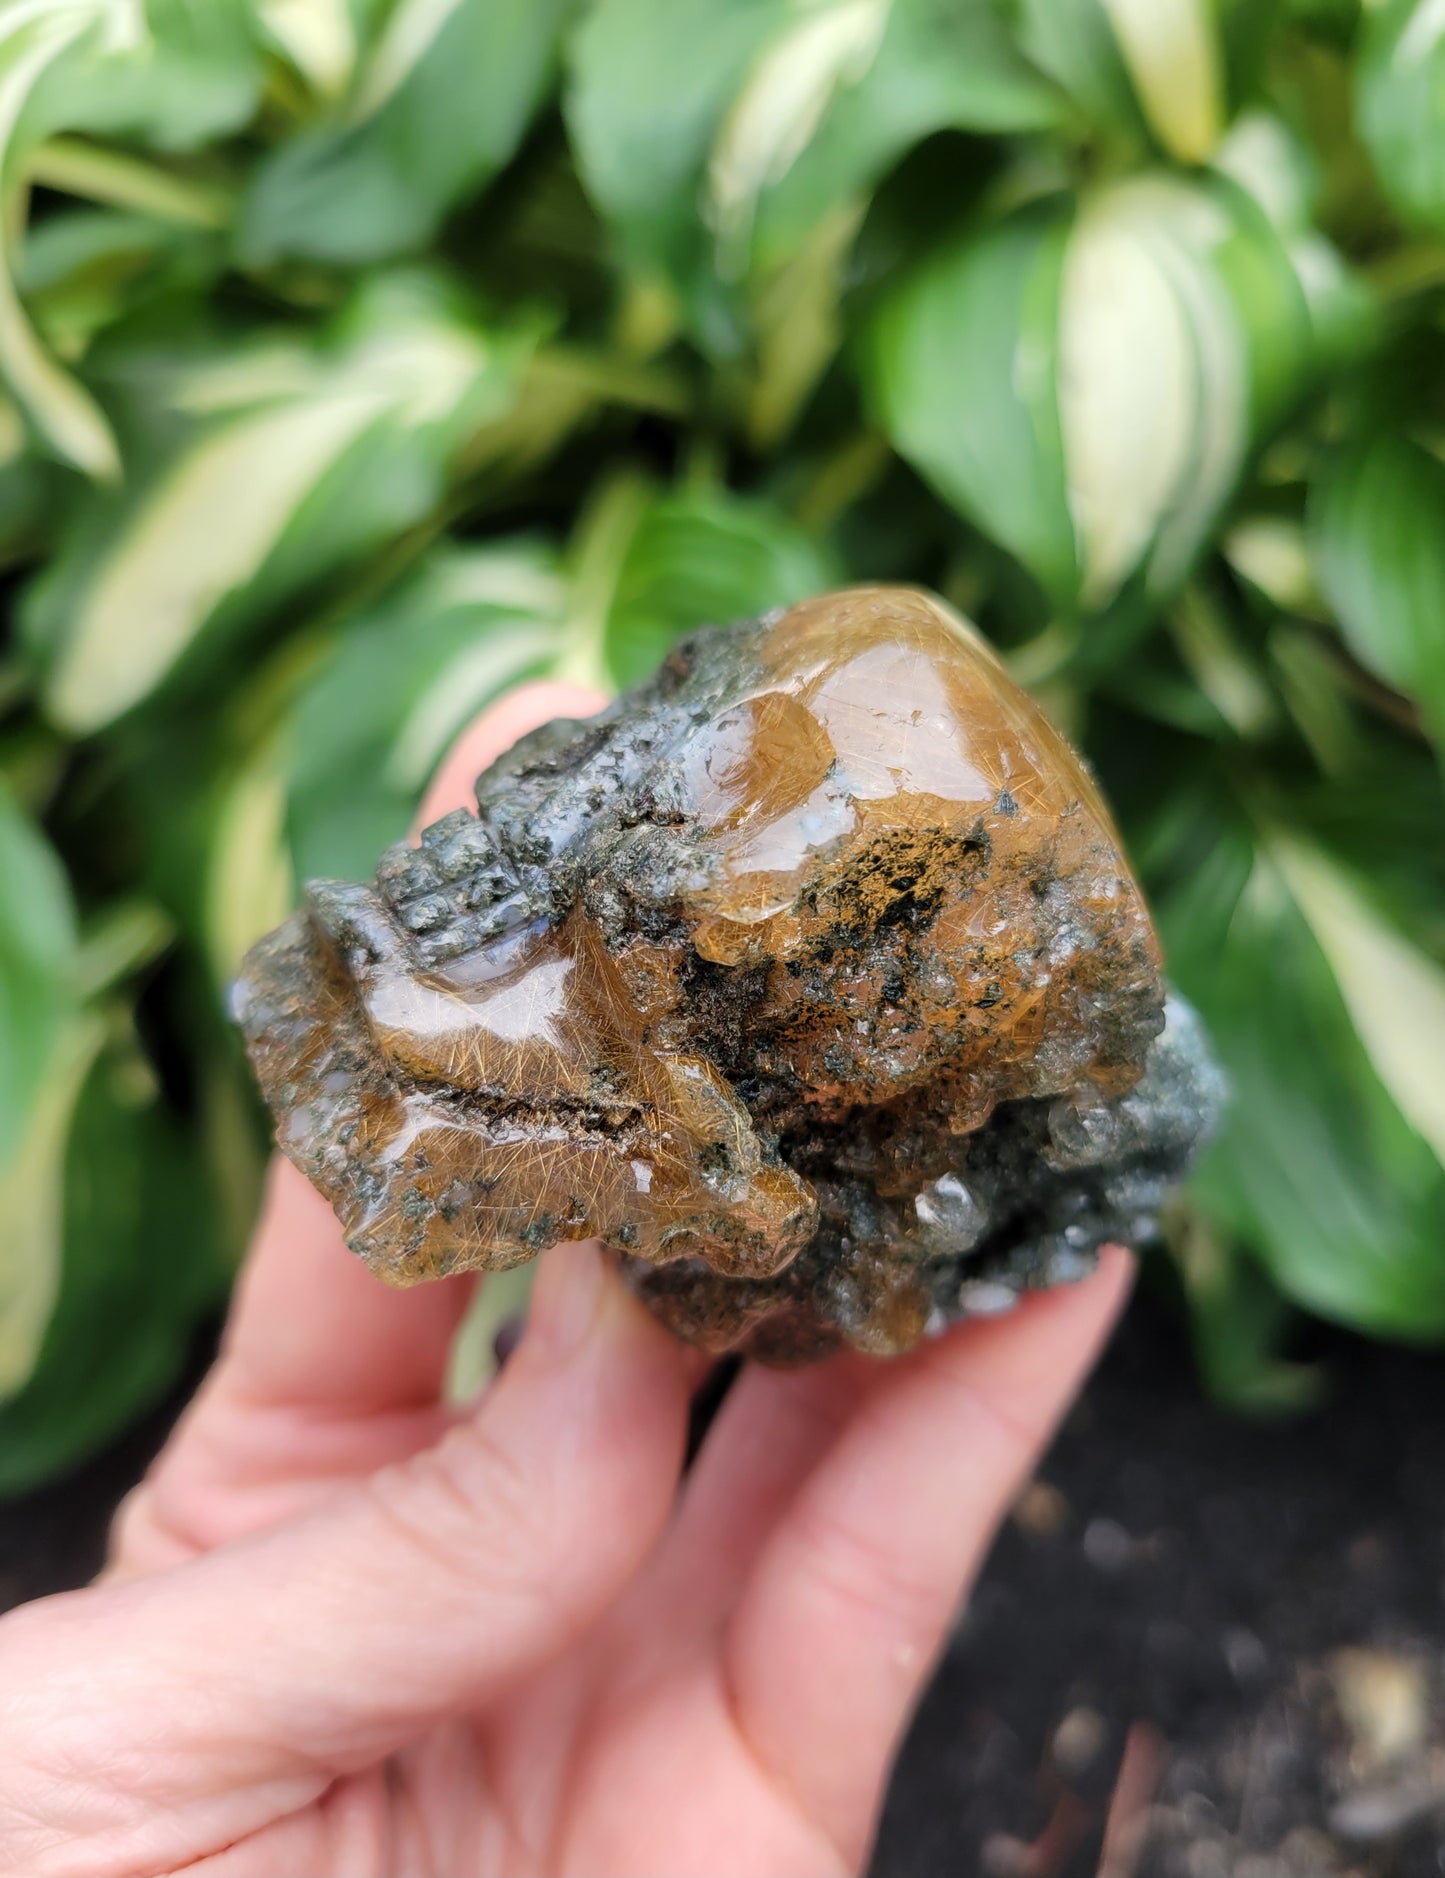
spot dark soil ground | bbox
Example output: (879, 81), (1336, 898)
(6, 1289), (1445, 1877)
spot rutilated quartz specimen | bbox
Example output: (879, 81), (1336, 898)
(236, 587), (1221, 1361)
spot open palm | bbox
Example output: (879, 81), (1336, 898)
(0, 688), (1131, 1878)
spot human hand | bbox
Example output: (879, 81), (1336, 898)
(0, 685), (1133, 1878)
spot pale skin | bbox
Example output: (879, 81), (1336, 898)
(0, 685), (1134, 1878)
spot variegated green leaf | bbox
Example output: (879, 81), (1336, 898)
(241, 0), (568, 264)
(1100, 0), (1224, 162)
(1272, 837), (1445, 1170)
(0, 1023), (228, 1495)
(34, 0), (262, 152)
(600, 483), (841, 688)
(570, 0), (1057, 322)
(745, 0), (1060, 278)
(1160, 814), (1445, 1341)
(33, 278), (540, 731)
(865, 204), (1078, 607)
(206, 739), (297, 986)
(0, 4), (123, 478)
(1060, 182), (1205, 605)
(707, 0), (889, 278)
(0, 781), (77, 1170)
(1358, 0), (1445, 236)
(253, 0), (358, 96)
(1308, 432), (1445, 752)
(47, 387), (403, 729)
(0, 1014), (104, 1401)
(1059, 173), (1311, 605)
(287, 539), (567, 882)
(1016, 0), (1149, 139)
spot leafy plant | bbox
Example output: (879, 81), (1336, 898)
(2, 0), (1444, 1487)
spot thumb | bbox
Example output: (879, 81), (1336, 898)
(0, 1244), (694, 1878)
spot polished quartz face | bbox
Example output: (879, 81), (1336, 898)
(236, 586), (1220, 1361)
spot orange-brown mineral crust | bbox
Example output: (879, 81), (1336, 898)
(236, 587), (1221, 1361)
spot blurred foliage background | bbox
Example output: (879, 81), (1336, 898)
(1, 0), (1444, 1494)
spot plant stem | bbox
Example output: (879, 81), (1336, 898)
(25, 138), (233, 229)
(525, 345), (692, 419)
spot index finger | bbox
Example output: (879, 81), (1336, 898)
(110, 683), (611, 1572)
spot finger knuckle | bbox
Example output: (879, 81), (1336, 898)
(792, 1500), (944, 1648)
(361, 1417), (552, 1599)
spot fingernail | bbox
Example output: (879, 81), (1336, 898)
(528, 1240), (607, 1359)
